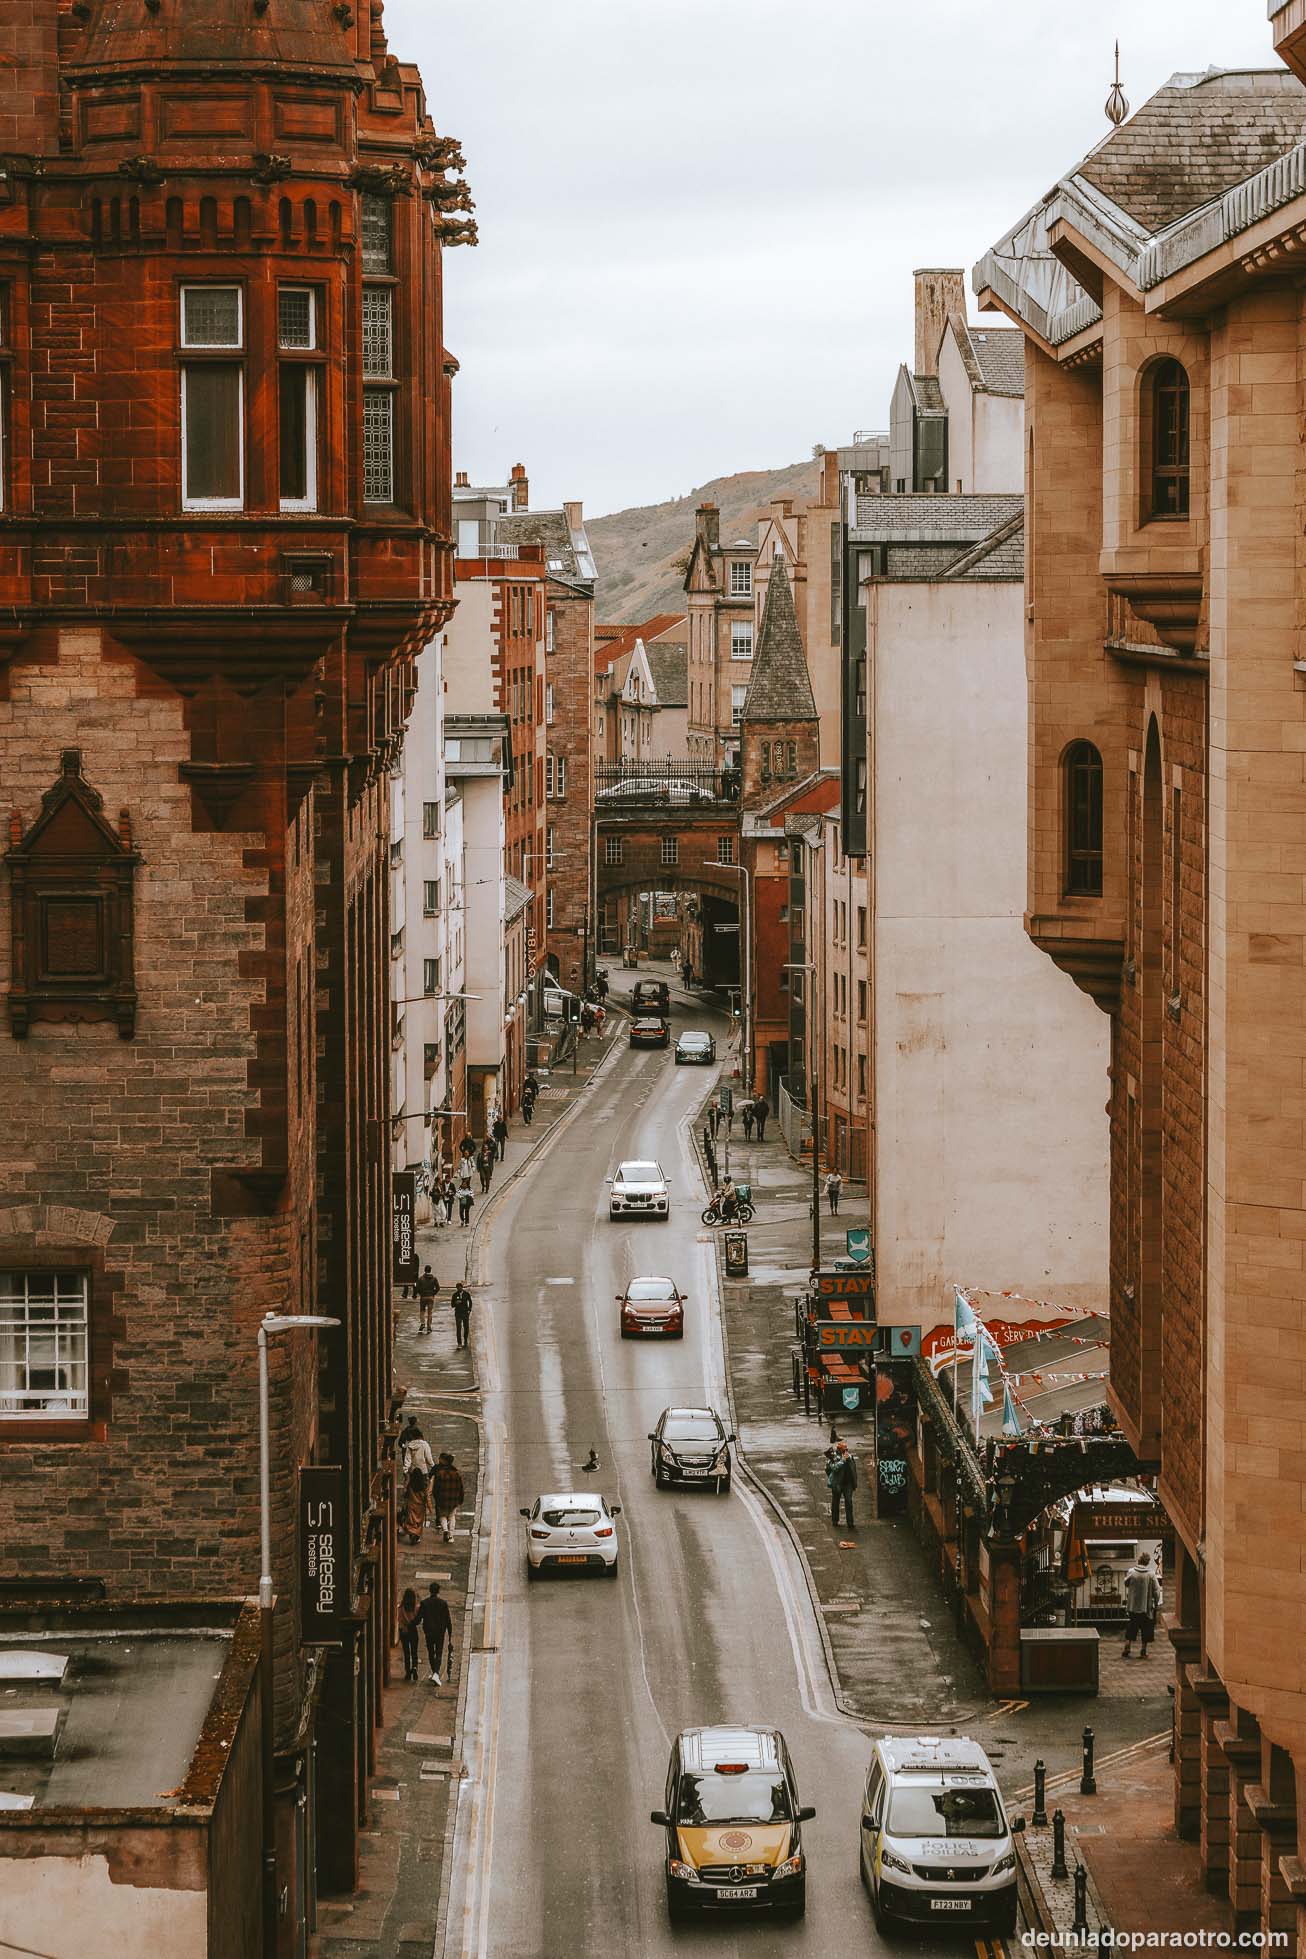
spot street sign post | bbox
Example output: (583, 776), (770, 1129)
(845, 1227), (871, 1264)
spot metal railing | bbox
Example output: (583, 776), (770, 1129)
(594, 759), (740, 808)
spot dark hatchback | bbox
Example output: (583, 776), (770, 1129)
(649, 1406), (733, 1491)
(629, 1017), (670, 1049)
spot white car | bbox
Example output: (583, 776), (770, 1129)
(608, 1158), (670, 1220)
(520, 1492), (622, 1579)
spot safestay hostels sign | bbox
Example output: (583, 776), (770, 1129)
(392, 1171), (418, 1286)
(812, 1268), (876, 1319)
(299, 1465), (347, 1645)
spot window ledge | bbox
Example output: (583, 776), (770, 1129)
(1, 1418), (100, 1444)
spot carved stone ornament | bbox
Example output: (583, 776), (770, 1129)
(6, 751), (141, 1041)
(437, 215), (478, 248)
(416, 136), (466, 174)
(424, 177), (475, 214)
(346, 161), (411, 198)
(251, 152), (293, 185)
(118, 155), (164, 186)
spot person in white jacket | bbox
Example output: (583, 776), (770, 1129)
(1121, 1550), (1162, 1658)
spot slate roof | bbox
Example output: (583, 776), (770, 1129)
(496, 509), (597, 589)
(906, 371), (946, 414)
(957, 324), (1024, 397)
(645, 641), (688, 708)
(741, 558), (816, 725)
(1077, 68), (1306, 235)
(594, 613), (684, 675)
(75, 0), (357, 72)
(504, 877), (533, 925)
(941, 512), (1025, 582)
(852, 492), (1023, 538)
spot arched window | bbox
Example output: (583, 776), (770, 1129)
(1064, 742), (1103, 896)
(1149, 359), (1189, 518)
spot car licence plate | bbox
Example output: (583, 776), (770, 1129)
(717, 1886), (757, 1901)
(555, 1555), (588, 1565)
(680, 1468), (710, 1477)
(930, 1898), (971, 1912)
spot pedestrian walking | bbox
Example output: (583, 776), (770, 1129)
(458, 1187), (474, 1228)
(742, 1099), (755, 1141)
(439, 1173), (456, 1225)
(414, 1264), (439, 1332)
(524, 1069), (540, 1100)
(459, 1135), (477, 1162)
(450, 1278), (473, 1350)
(477, 1140), (495, 1195)
(493, 1112), (509, 1160)
(397, 1586), (422, 1681)
(399, 1465), (433, 1544)
(681, 959), (692, 989)
(754, 1094), (769, 1141)
(1121, 1549), (1162, 1658)
(399, 1417), (433, 1482)
(825, 1169), (843, 1216)
(522, 1090), (534, 1126)
(595, 972), (609, 1005)
(417, 1580), (453, 1686)
(827, 1441), (857, 1529)
(433, 1451), (466, 1541)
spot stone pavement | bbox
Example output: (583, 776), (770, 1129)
(311, 1015), (624, 1957)
(697, 1075), (1189, 1938)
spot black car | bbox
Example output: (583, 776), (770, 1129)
(632, 979), (671, 1016)
(649, 1405), (733, 1492)
(629, 1017), (670, 1049)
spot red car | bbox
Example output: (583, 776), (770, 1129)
(616, 1274), (687, 1338)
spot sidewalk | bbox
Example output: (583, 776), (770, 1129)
(312, 1019), (623, 1957)
(699, 1088), (1192, 1938)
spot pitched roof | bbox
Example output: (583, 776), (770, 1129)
(645, 641), (688, 708)
(941, 511), (1025, 581)
(593, 613), (684, 674)
(951, 322), (1024, 398)
(852, 492), (1023, 539)
(496, 508), (597, 589)
(741, 558), (816, 725)
(1078, 68), (1306, 235)
(504, 877), (533, 924)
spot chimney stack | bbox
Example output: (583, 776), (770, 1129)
(695, 502), (720, 552)
(913, 268), (967, 378)
(455, 469), (470, 488)
(563, 499), (583, 533)
(510, 462), (529, 511)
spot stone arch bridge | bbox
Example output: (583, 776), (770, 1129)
(594, 762), (743, 986)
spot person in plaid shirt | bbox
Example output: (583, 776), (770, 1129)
(433, 1451), (465, 1542)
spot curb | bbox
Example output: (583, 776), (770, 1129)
(1016, 1830), (1114, 1941)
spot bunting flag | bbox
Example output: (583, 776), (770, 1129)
(954, 1287), (977, 1342)
(971, 1325), (996, 1431)
(1002, 1382), (1022, 1437)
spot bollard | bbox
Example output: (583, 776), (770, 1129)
(1072, 1862), (1090, 1937)
(1080, 1724), (1097, 1795)
(1050, 1807), (1069, 1880)
(1032, 1758), (1048, 1828)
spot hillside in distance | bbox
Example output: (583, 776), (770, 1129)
(587, 457), (822, 622)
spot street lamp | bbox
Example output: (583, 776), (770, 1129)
(257, 1311), (340, 1957)
(716, 860), (752, 1092)
(783, 961), (822, 1272)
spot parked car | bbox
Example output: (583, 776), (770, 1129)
(859, 1735), (1022, 1933)
(608, 1159), (670, 1220)
(618, 1276), (687, 1339)
(674, 1030), (715, 1065)
(520, 1491), (622, 1579)
(629, 1017), (670, 1049)
(650, 1724), (814, 1920)
(648, 1406), (733, 1490)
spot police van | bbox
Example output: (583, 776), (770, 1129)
(859, 1735), (1023, 1932)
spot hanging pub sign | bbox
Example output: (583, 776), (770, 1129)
(812, 1267), (876, 1319)
(299, 1465), (347, 1645)
(392, 1171), (418, 1286)
(845, 1227), (872, 1266)
(875, 1359), (915, 1516)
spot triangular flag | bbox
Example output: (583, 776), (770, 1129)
(1002, 1383), (1021, 1436)
(954, 1288), (977, 1342)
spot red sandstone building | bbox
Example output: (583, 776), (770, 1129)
(0, 1), (467, 1941)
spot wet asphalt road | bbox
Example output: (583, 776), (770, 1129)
(446, 1012), (974, 1959)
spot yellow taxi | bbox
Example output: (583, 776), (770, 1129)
(649, 1724), (815, 1921)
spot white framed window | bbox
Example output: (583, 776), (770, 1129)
(546, 824), (556, 870)
(717, 835), (735, 865)
(605, 836), (623, 866)
(730, 622), (753, 661)
(278, 287), (318, 512)
(0, 1272), (89, 1420)
(661, 837), (678, 867)
(422, 802), (439, 838)
(423, 879), (439, 915)
(545, 754), (554, 799)
(546, 608), (555, 653)
(729, 560), (752, 596)
(546, 886), (555, 928)
(546, 683), (555, 725)
(180, 285), (244, 510)
(423, 958), (440, 995)
(547, 755), (566, 800)
(731, 685), (747, 728)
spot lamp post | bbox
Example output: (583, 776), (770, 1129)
(717, 860), (752, 1092)
(783, 958), (822, 1272)
(257, 1311), (340, 1957)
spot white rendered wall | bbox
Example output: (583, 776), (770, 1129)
(0, 1858), (205, 1959)
(867, 578), (1108, 1327)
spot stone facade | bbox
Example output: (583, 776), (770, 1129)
(0, 0), (465, 1932)
(684, 503), (758, 766)
(982, 50), (1306, 1937)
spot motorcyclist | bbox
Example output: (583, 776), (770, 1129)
(718, 1176), (739, 1223)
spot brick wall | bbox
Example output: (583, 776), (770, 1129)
(544, 583), (594, 990)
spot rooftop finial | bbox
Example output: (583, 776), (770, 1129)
(1105, 41), (1128, 127)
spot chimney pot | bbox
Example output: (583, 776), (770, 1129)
(563, 499), (582, 532)
(455, 469), (469, 488)
(695, 502), (720, 552)
(510, 463), (529, 510)
(912, 267), (967, 379)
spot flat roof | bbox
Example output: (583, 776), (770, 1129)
(0, 1629), (230, 1811)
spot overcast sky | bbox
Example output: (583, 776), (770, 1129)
(387, 0), (1275, 517)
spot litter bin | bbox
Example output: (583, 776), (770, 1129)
(724, 1230), (749, 1277)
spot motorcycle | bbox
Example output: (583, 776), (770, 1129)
(701, 1196), (755, 1226)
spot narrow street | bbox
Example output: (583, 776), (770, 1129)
(442, 1012), (965, 1958)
